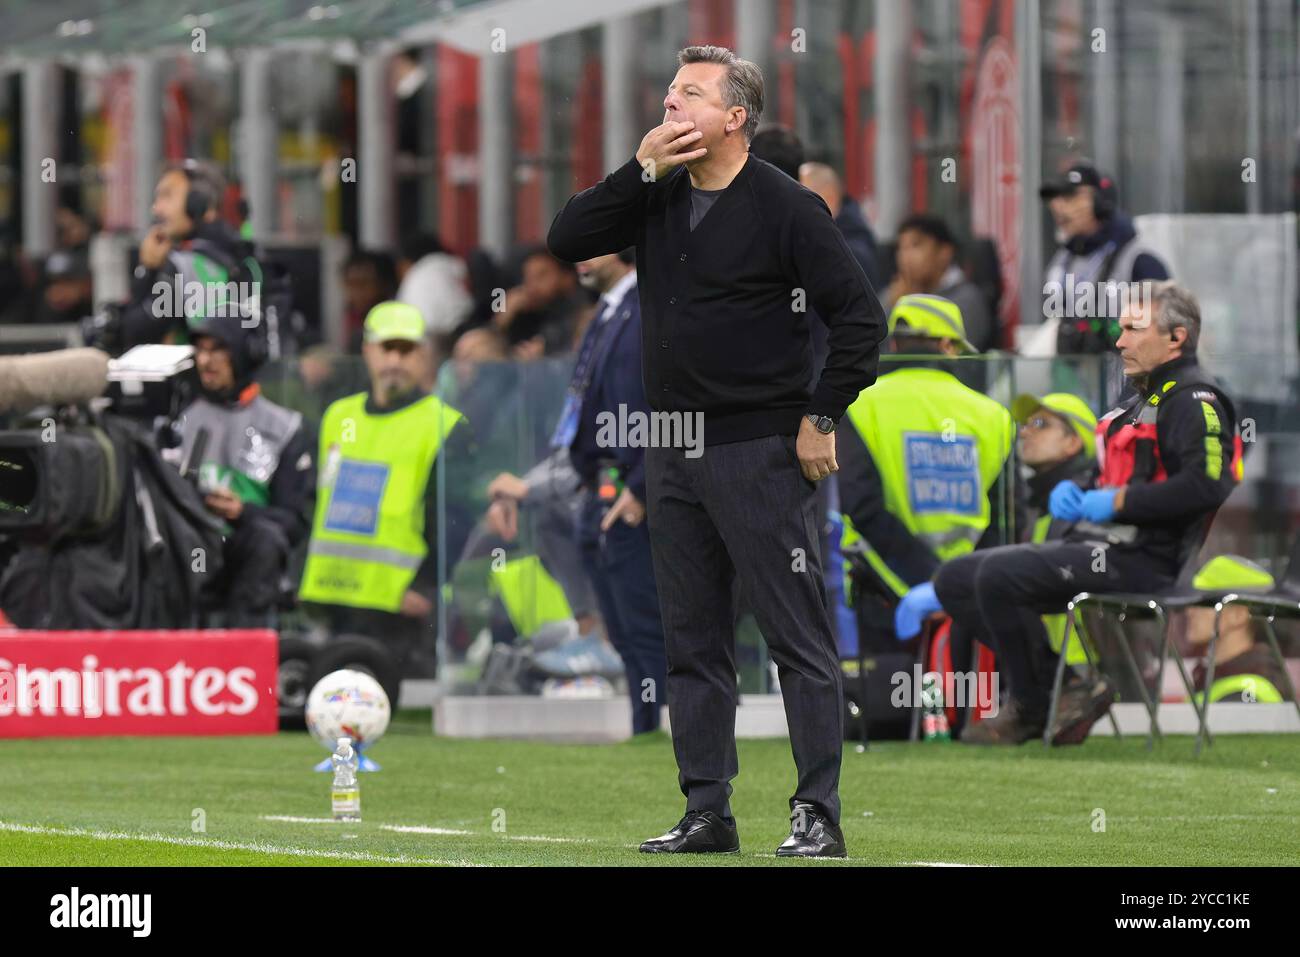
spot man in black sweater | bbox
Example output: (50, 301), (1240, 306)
(548, 44), (885, 858)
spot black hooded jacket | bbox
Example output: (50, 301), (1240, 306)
(120, 220), (260, 350)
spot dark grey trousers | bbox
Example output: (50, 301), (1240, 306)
(645, 432), (844, 825)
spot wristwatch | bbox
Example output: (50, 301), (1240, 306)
(806, 414), (836, 434)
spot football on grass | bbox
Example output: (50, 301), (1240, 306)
(305, 669), (392, 750)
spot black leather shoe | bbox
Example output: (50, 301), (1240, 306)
(639, 810), (739, 854)
(775, 803), (846, 858)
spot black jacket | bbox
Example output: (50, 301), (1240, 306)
(834, 198), (882, 289)
(548, 154), (886, 445)
(1050, 214), (1171, 355)
(119, 221), (259, 350)
(1058, 213), (1168, 281)
(1024, 451), (1095, 541)
(1068, 355), (1238, 571)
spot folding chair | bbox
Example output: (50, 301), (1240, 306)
(1043, 530), (1212, 751)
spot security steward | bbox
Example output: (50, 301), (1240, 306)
(118, 159), (264, 350)
(896, 390), (1101, 738)
(1001, 391), (1103, 741)
(837, 294), (1015, 651)
(933, 281), (1242, 744)
(299, 302), (473, 664)
(179, 314), (315, 626)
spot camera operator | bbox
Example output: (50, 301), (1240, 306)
(0, 347), (227, 628)
(178, 314), (315, 626)
(115, 160), (263, 351)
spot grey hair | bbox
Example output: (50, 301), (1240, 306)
(1149, 280), (1201, 354)
(677, 45), (764, 142)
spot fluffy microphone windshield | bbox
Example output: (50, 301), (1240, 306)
(0, 348), (111, 415)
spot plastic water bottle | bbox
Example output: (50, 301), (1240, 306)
(921, 672), (952, 742)
(331, 736), (361, 821)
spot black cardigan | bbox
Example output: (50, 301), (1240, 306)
(548, 153), (886, 445)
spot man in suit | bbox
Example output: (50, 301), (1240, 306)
(480, 250), (666, 720)
(549, 45), (885, 857)
(564, 249), (667, 732)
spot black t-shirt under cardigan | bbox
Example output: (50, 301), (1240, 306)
(547, 153), (887, 446)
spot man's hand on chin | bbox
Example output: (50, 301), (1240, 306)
(796, 416), (838, 483)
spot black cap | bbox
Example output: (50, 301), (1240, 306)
(190, 313), (266, 387)
(44, 249), (90, 281)
(1039, 163), (1109, 200)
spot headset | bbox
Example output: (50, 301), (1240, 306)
(178, 159), (225, 227)
(194, 313), (270, 377)
(244, 318), (270, 368)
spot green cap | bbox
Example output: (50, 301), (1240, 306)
(363, 301), (426, 344)
(1012, 392), (1099, 455)
(887, 294), (977, 354)
(1192, 555), (1275, 593)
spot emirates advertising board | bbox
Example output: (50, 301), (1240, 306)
(0, 630), (278, 737)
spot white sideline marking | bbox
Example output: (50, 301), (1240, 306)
(261, 818), (474, 836)
(1026, 813), (1272, 824)
(505, 834), (594, 844)
(0, 820), (481, 866)
(902, 860), (988, 867)
(380, 824), (590, 843)
(266, 817), (591, 845)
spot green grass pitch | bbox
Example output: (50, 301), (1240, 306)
(2, 711), (1297, 866)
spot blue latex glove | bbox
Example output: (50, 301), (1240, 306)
(1080, 488), (1119, 523)
(1048, 480), (1085, 521)
(894, 582), (943, 640)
